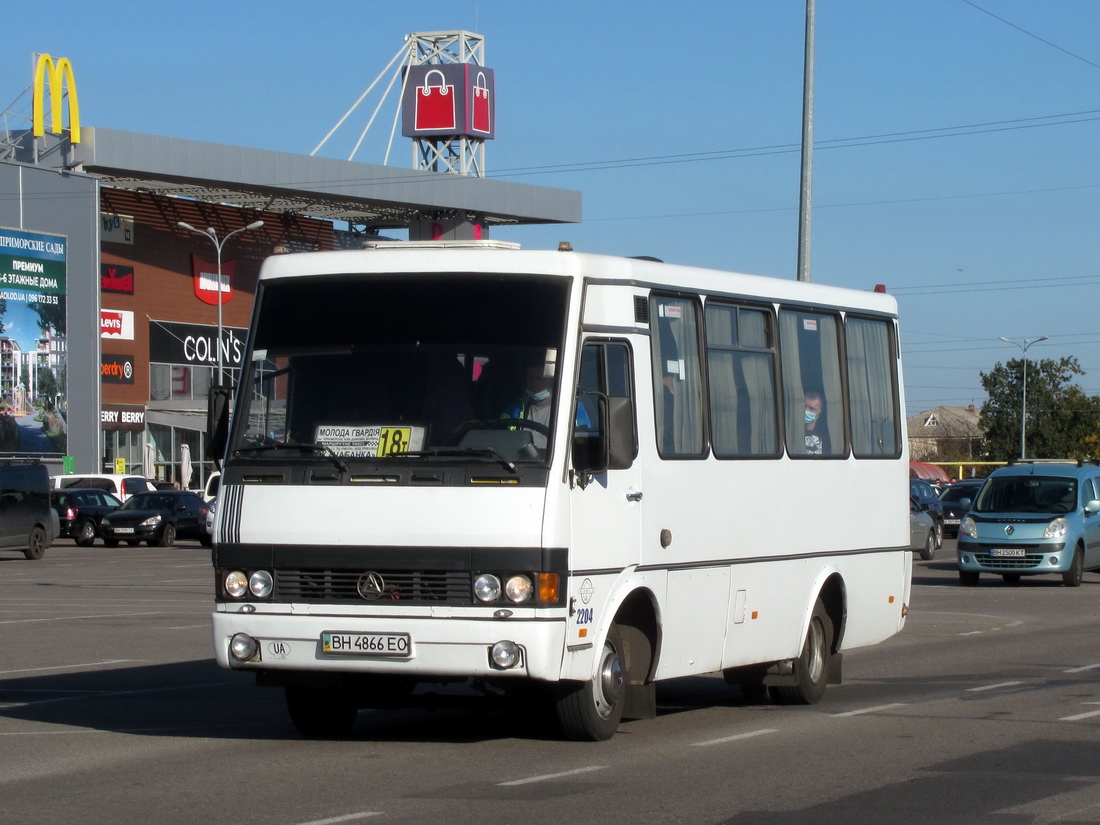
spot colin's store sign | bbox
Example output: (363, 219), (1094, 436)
(32, 53), (80, 143)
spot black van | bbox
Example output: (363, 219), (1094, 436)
(0, 461), (58, 559)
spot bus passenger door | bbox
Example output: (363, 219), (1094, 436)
(569, 339), (642, 590)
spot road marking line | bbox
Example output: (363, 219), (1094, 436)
(296, 813), (383, 825)
(1060, 709), (1100, 722)
(0, 611), (167, 626)
(692, 728), (778, 746)
(1064, 663), (1100, 673)
(829, 703), (907, 718)
(0, 659), (136, 676)
(966, 681), (1025, 692)
(499, 765), (607, 786)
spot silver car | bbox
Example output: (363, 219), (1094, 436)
(910, 496), (937, 561)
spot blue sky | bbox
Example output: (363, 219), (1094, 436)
(4, 0), (1098, 417)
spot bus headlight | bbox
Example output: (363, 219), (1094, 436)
(225, 570), (248, 598)
(474, 574), (502, 602)
(229, 633), (259, 662)
(249, 570), (274, 598)
(504, 575), (533, 603)
(490, 640), (522, 669)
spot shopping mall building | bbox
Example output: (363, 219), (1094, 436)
(0, 47), (579, 486)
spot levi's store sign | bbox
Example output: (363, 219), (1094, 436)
(190, 253), (234, 306)
(101, 308), (135, 339)
(149, 319), (247, 368)
(101, 264), (134, 294)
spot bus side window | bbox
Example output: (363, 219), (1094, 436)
(705, 303), (779, 458)
(650, 297), (704, 458)
(846, 316), (900, 458)
(779, 309), (844, 458)
(577, 340), (637, 468)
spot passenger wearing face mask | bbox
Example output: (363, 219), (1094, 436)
(804, 390), (828, 455)
(501, 356), (590, 453)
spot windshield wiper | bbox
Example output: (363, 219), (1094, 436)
(233, 440), (350, 473)
(390, 448), (517, 474)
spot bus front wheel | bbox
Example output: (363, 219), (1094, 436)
(770, 600), (831, 706)
(554, 623), (626, 741)
(285, 686), (358, 738)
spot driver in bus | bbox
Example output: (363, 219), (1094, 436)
(501, 351), (590, 453)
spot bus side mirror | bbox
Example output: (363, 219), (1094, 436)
(572, 392), (635, 475)
(207, 385), (232, 465)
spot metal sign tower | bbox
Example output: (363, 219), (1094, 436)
(404, 31), (492, 177)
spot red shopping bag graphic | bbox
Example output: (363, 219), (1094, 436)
(472, 71), (491, 134)
(414, 69), (457, 132)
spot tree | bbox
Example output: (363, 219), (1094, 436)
(979, 356), (1100, 461)
(36, 368), (58, 410)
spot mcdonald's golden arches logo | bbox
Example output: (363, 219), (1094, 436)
(32, 53), (80, 144)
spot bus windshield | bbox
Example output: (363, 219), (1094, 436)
(230, 273), (570, 463)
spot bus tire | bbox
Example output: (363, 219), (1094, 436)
(771, 600), (831, 706)
(285, 686), (358, 738)
(554, 623), (625, 741)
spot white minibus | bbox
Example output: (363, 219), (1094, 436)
(210, 241), (911, 740)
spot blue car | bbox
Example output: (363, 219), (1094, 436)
(957, 460), (1100, 587)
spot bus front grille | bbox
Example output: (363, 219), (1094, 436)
(275, 568), (471, 604)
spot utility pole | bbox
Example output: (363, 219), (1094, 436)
(796, 0), (815, 282)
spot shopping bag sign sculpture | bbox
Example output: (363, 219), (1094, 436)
(402, 65), (495, 139)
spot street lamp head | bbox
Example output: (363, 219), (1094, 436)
(177, 221), (196, 232)
(245, 220), (265, 231)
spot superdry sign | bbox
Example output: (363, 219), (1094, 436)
(101, 355), (134, 384)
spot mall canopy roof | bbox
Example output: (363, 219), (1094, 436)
(15, 127), (581, 229)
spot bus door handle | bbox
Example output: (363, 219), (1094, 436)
(626, 491), (643, 502)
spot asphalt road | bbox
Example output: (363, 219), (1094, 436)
(3, 538), (1100, 825)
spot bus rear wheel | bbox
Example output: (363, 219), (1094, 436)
(554, 623), (625, 741)
(285, 686), (358, 738)
(770, 600), (831, 705)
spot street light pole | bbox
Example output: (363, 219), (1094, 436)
(177, 220), (264, 386)
(999, 335), (1048, 460)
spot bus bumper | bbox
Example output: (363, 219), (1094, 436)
(212, 610), (568, 682)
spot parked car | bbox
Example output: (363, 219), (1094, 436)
(51, 488), (123, 547)
(0, 460), (58, 560)
(203, 471), (221, 502)
(205, 497), (217, 540)
(957, 460), (1100, 587)
(939, 479), (984, 538)
(53, 473), (152, 502)
(910, 496), (937, 561)
(99, 490), (211, 547)
(910, 478), (944, 549)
